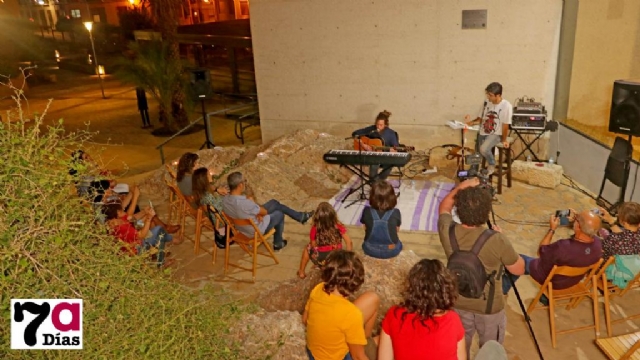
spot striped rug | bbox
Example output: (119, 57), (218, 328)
(328, 175), (455, 233)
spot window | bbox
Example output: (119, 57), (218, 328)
(70, 9), (81, 18)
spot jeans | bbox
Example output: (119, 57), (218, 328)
(262, 199), (304, 247)
(362, 241), (403, 259)
(306, 348), (352, 360)
(502, 254), (534, 294)
(477, 134), (502, 166)
(369, 164), (393, 181)
(138, 225), (173, 266)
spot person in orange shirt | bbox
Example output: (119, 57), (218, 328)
(303, 250), (380, 360)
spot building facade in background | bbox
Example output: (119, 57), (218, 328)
(16, 0), (250, 30)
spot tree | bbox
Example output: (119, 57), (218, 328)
(148, 0), (189, 130)
(118, 7), (156, 41)
(117, 41), (189, 129)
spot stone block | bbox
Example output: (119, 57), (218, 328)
(511, 160), (563, 189)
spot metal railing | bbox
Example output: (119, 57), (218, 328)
(155, 102), (257, 164)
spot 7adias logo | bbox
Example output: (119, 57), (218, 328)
(11, 299), (83, 349)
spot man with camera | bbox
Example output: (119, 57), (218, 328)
(501, 209), (602, 299)
(438, 178), (525, 355)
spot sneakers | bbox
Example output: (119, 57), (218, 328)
(300, 211), (315, 225)
(486, 165), (496, 176)
(273, 240), (288, 251)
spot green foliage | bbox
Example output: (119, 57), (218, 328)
(0, 80), (249, 358)
(116, 41), (192, 128)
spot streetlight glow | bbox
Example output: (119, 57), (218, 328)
(84, 21), (105, 99)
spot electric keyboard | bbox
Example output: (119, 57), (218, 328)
(323, 150), (412, 167)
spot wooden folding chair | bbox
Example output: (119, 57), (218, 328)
(597, 256), (640, 336)
(527, 259), (604, 348)
(164, 177), (181, 224)
(221, 211), (279, 282)
(595, 331), (640, 360)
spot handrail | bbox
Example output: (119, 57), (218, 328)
(156, 102), (257, 164)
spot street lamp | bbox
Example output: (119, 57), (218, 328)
(84, 21), (106, 99)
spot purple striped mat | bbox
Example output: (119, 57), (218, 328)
(328, 176), (455, 232)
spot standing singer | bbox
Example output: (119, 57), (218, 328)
(465, 82), (512, 175)
(351, 110), (399, 181)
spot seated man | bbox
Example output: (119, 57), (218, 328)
(598, 203), (640, 289)
(502, 210), (603, 297)
(351, 110), (399, 181)
(222, 171), (314, 251)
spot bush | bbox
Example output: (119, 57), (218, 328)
(0, 81), (250, 358)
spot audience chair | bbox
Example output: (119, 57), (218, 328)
(526, 259), (604, 348)
(193, 205), (223, 264)
(164, 177), (181, 224)
(221, 211), (279, 282)
(596, 256), (640, 337)
(595, 331), (640, 360)
(169, 185), (204, 254)
(164, 163), (177, 180)
(481, 137), (513, 194)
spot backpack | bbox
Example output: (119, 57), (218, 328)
(446, 223), (499, 314)
(206, 205), (230, 249)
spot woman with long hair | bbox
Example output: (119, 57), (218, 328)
(297, 202), (353, 279)
(378, 259), (465, 360)
(176, 152), (199, 196)
(361, 180), (403, 259)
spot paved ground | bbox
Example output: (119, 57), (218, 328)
(5, 66), (640, 360)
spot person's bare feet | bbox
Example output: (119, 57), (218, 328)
(297, 270), (307, 279)
(171, 236), (184, 245)
(166, 224), (180, 234)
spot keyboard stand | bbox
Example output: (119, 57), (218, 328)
(511, 128), (548, 162)
(341, 164), (372, 208)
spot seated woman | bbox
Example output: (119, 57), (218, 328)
(378, 259), (465, 360)
(102, 186), (181, 263)
(303, 250), (379, 360)
(361, 180), (403, 259)
(176, 152), (200, 197)
(191, 167), (230, 248)
(191, 167), (229, 213)
(599, 203), (640, 289)
(298, 202), (353, 279)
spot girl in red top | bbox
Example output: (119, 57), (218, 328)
(378, 259), (466, 360)
(297, 202), (353, 279)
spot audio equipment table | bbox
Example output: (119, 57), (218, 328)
(510, 128), (548, 162)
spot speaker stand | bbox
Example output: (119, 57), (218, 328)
(199, 98), (216, 150)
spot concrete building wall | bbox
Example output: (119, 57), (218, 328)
(250, 0), (563, 148)
(566, 0), (640, 126)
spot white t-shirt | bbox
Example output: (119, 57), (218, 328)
(478, 99), (513, 136)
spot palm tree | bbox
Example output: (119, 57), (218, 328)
(117, 41), (188, 130)
(148, 0), (189, 129)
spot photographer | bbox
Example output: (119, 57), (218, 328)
(438, 178), (525, 356)
(501, 210), (602, 301)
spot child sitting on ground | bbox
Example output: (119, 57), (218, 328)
(298, 202), (353, 279)
(303, 250), (379, 360)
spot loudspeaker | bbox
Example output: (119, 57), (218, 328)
(189, 68), (213, 99)
(604, 136), (632, 187)
(609, 79), (640, 136)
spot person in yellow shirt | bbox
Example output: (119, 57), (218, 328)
(303, 250), (380, 360)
